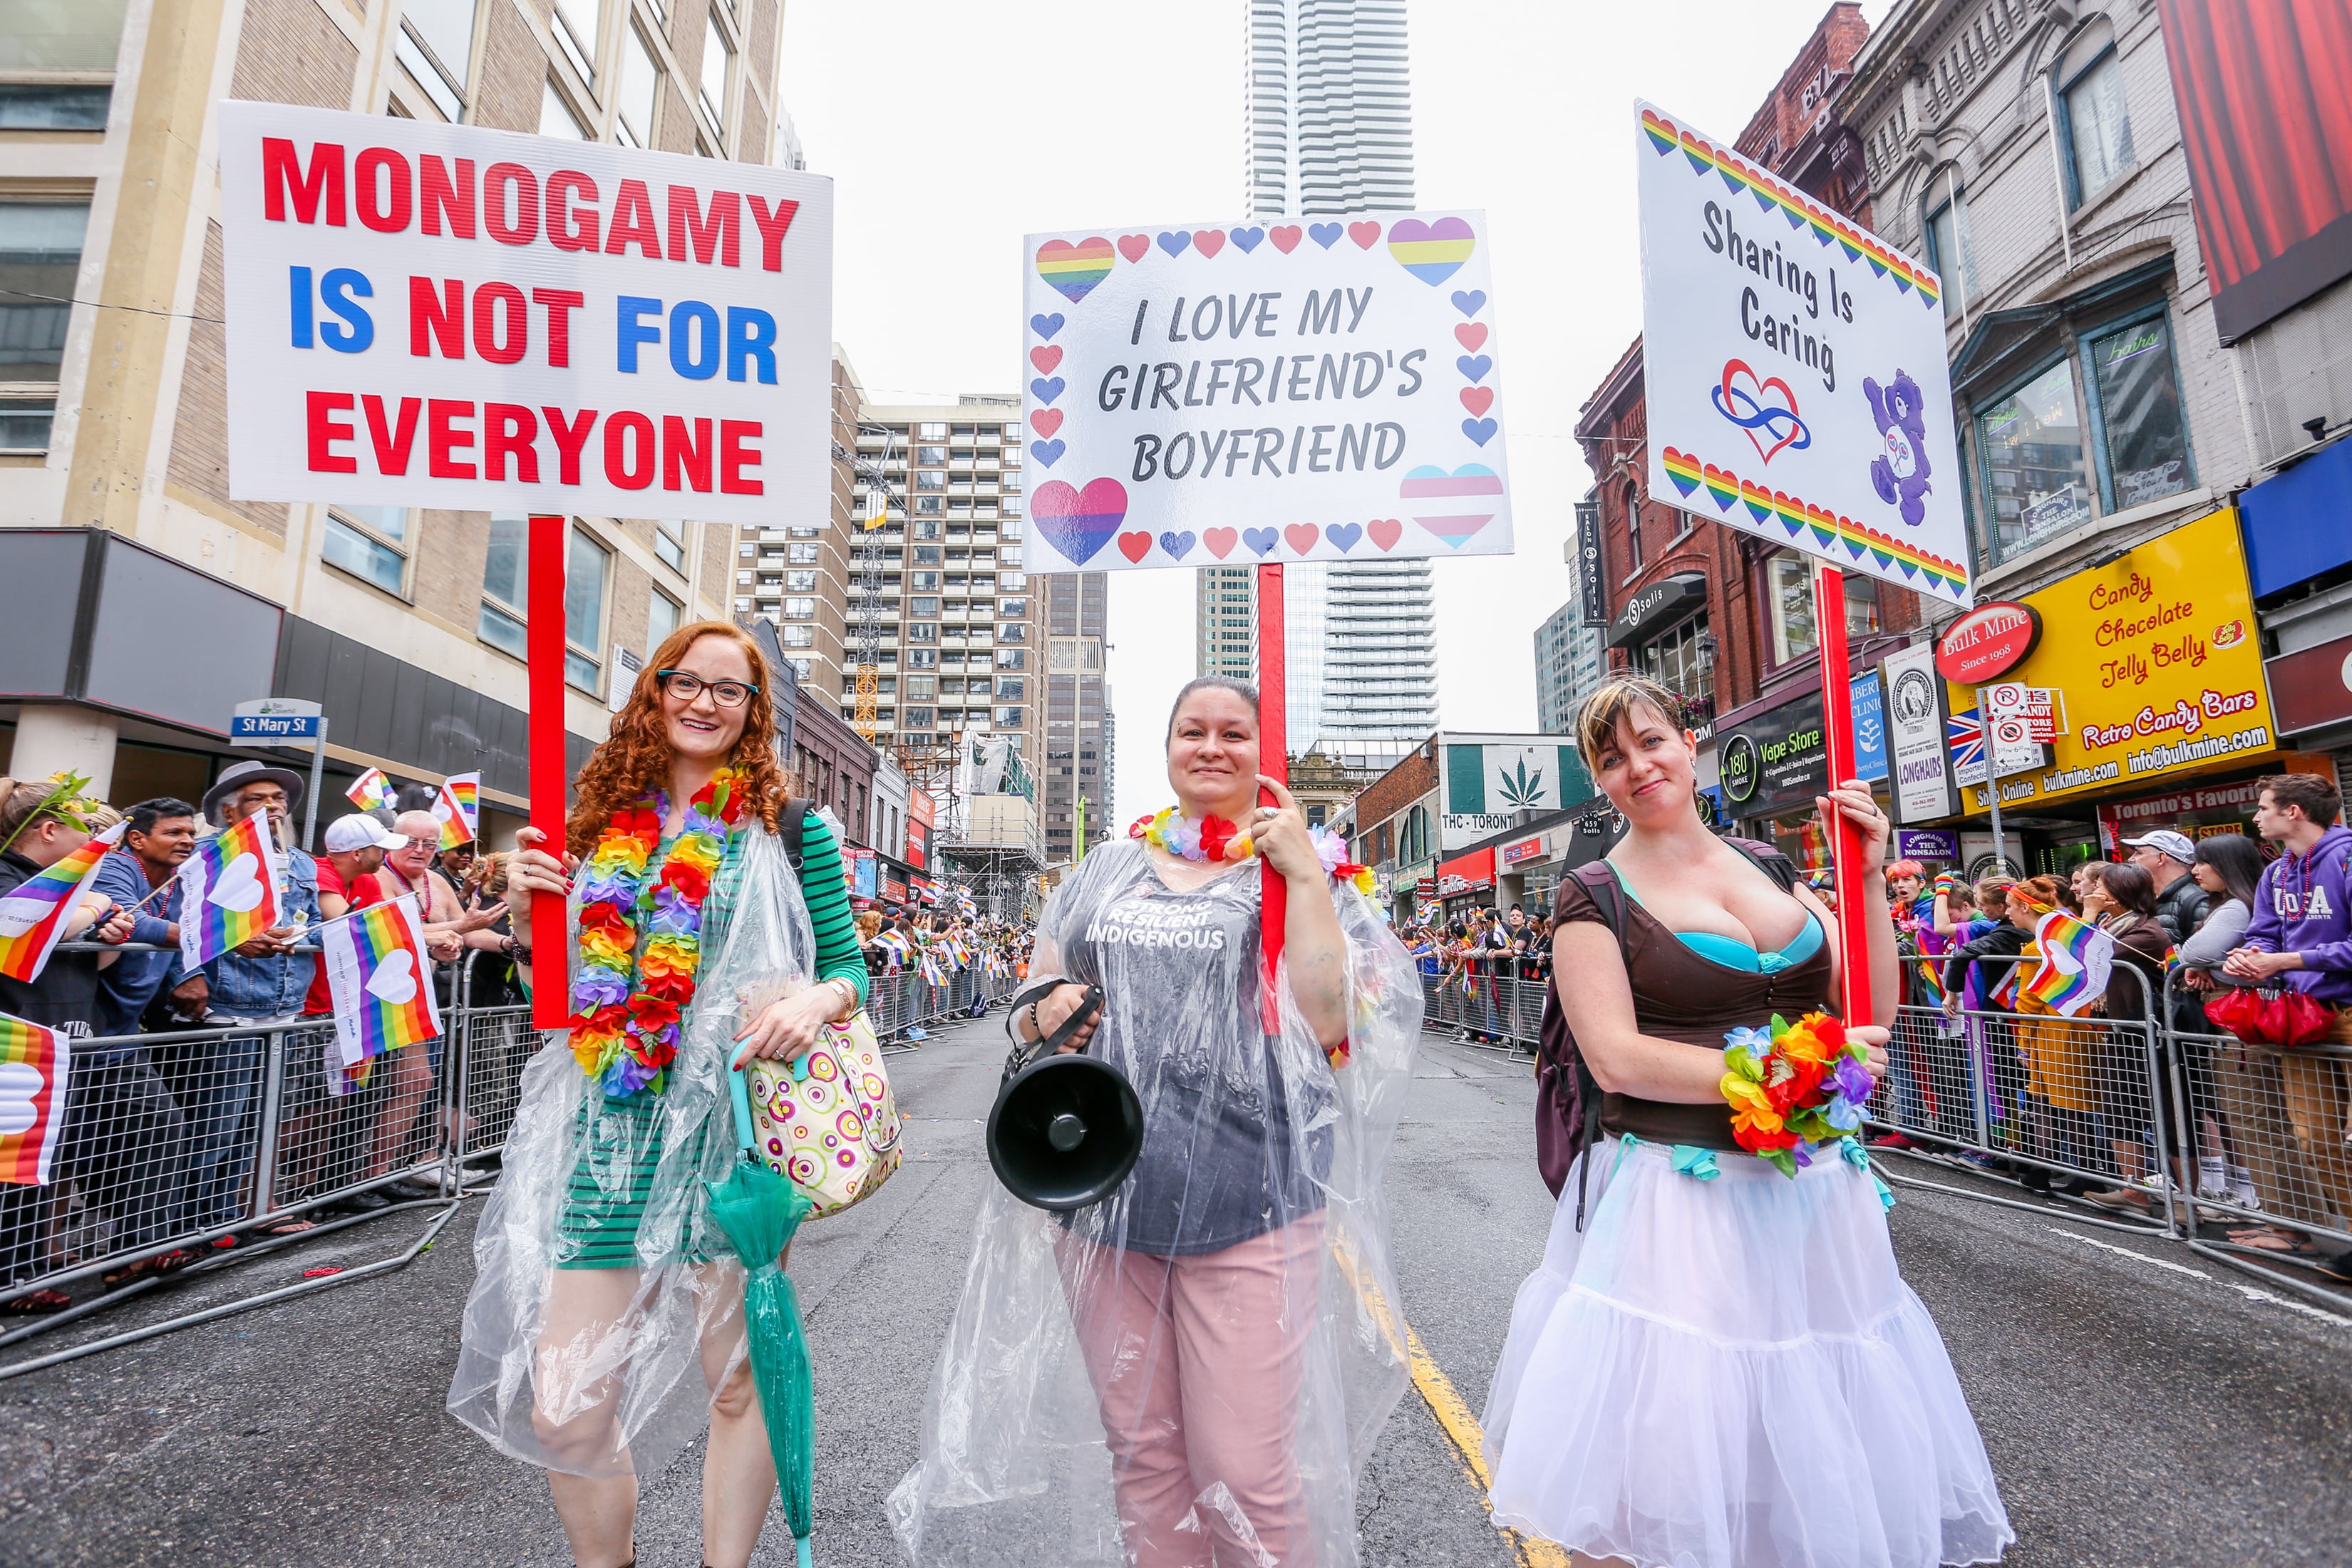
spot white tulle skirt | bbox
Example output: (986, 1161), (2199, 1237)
(1482, 1136), (2012, 1568)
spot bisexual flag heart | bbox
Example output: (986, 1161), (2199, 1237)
(1030, 312), (1064, 341)
(1030, 439), (1065, 468)
(1308, 222), (1343, 248)
(1159, 530), (1197, 559)
(1157, 231), (1191, 257)
(1451, 289), (1487, 317)
(1230, 227), (1265, 252)
(1030, 376), (1065, 404)
(1327, 522), (1363, 552)
(1034, 237), (1114, 304)
(1388, 216), (1476, 284)
(1031, 478), (1128, 567)
(1243, 527), (1279, 555)
(1457, 354), (1492, 383)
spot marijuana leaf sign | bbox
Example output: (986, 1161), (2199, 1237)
(1497, 758), (1546, 810)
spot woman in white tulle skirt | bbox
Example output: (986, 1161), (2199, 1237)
(1483, 679), (2011, 1568)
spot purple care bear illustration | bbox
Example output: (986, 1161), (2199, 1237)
(1864, 370), (1933, 527)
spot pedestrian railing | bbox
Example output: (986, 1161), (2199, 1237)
(0, 949), (1022, 1366)
(1418, 970), (1546, 1054)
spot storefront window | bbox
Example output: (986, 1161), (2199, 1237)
(1636, 616), (1713, 723)
(2088, 314), (2192, 510)
(1977, 358), (2090, 562)
(1765, 552), (1878, 666)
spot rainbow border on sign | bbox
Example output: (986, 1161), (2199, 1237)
(1640, 107), (1941, 310)
(1661, 445), (1967, 596)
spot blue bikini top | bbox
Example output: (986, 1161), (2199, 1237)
(1607, 862), (1825, 974)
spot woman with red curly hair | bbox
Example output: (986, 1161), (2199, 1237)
(447, 620), (867, 1568)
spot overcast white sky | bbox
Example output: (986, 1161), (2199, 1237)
(779, 0), (1897, 821)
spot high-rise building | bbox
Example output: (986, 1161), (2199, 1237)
(1196, 566), (1257, 679)
(1242, 0), (1432, 769)
(1045, 573), (1113, 860)
(1534, 602), (1605, 736)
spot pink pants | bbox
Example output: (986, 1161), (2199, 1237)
(1056, 1212), (1327, 1568)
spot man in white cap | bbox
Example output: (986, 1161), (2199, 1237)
(2124, 828), (2211, 944)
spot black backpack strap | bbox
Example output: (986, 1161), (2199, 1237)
(778, 797), (810, 872)
(1556, 860), (1627, 1230)
(1722, 835), (1800, 894)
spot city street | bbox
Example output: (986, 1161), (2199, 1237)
(4, 1013), (2348, 1568)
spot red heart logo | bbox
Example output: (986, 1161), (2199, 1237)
(1460, 387), (1495, 417)
(1284, 522), (1321, 554)
(1028, 346), (1062, 374)
(1118, 531), (1153, 563)
(1348, 220), (1382, 249)
(1368, 518), (1403, 550)
(1194, 229), (1227, 258)
(1269, 225), (1303, 253)
(1718, 359), (1807, 465)
(1203, 527), (1239, 558)
(1031, 408), (1063, 438)
(1455, 324), (1489, 351)
(1118, 234), (1150, 262)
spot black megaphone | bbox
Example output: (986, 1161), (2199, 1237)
(986, 984), (1144, 1211)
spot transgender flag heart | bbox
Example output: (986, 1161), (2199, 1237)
(1031, 478), (1128, 567)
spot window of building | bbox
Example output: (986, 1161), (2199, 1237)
(1000, 572), (1027, 591)
(0, 0), (127, 129)
(998, 597), (1028, 619)
(782, 596), (815, 619)
(1765, 551), (1878, 666)
(615, 24), (661, 147)
(996, 705), (1025, 726)
(996, 676), (1026, 699)
(915, 495), (942, 516)
(648, 589), (680, 651)
(548, 0), (598, 85)
(910, 596), (940, 617)
(1001, 547), (1023, 568)
(2060, 49), (2135, 209)
(1923, 185), (1976, 311)
(2085, 311), (2193, 510)
(1976, 356), (2090, 561)
(652, 517), (686, 572)
(480, 513), (529, 657)
(907, 623), (937, 643)
(1636, 616), (1713, 721)
(904, 674), (935, 698)
(324, 505), (412, 595)
(788, 524), (820, 538)
(997, 623), (1028, 643)
(398, 0), (480, 120)
(780, 624), (813, 647)
(996, 649), (1026, 670)
(907, 649), (937, 669)
(0, 202), (91, 453)
(911, 570), (939, 589)
(540, 79), (589, 138)
(904, 707), (934, 728)
(785, 569), (816, 592)
(919, 422), (947, 440)
(916, 445), (947, 466)
(566, 527), (610, 693)
(698, 12), (731, 135)
(914, 545), (942, 565)
(915, 470), (946, 492)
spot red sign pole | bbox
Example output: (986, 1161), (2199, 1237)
(1257, 562), (1288, 1031)
(528, 515), (572, 1031)
(1812, 562), (1874, 1025)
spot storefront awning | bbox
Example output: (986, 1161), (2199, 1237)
(2243, 438), (2352, 598)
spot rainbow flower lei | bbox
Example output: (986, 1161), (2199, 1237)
(1718, 1011), (1874, 1177)
(1128, 805), (1376, 895)
(570, 768), (748, 1098)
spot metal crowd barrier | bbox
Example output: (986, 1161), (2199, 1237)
(0, 947), (1025, 1368)
(1418, 969), (1547, 1054)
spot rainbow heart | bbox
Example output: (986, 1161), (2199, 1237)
(1368, 518), (1403, 550)
(1035, 237), (1114, 304)
(1738, 479), (1773, 523)
(1702, 463), (1739, 511)
(1460, 387), (1493, 416)
(1243, 527), (1279, 555)
(1030, 408), (1063, 438)
(1457, 353), (1492, 383)
(1203, 527), (1239, 558)
(1269, 225), (1302, 252)
(1387, 215), (1475, 284)
(1029, 438), (1065, 468)
(1640, 108), (1677, 155)
(1031, 477), (1128, 567)
(1462, 417), (1497, 445)
(1118, 233), (1150, 262)
(1400, 463), (1502, 546)
(1028, 346), (1062, 373)
(1118, 532), (1152, 563)
(1661, 446), (1702, 497)
(1284, 523), (1321, 554)
(1327, 522), (1363, 552)
(1455, 323), (1488, 351)
(1309, 222), (1343, 248)
(1030, 312), (1064, 340)
(1451, 289), (1487, 317)
(1030, 376), (1065, 404)
(1194, 229), (1226, 258)
(1159, 530), (1197, 559)
(1157, 231), (1191, 257)
(1230, 226), (1265, 252)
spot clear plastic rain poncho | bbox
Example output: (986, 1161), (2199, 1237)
(447, 822), (819, 1478)
(889, 841), (1423, 1567)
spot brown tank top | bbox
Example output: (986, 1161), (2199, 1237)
(1554, 872), (1836, 1150)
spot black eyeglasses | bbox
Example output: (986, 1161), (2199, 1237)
(656, 669), (760, 708)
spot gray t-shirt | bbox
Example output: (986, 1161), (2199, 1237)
(1048, 851), (1331, 1257)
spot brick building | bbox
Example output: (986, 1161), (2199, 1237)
(1344, 739), (1440, 924)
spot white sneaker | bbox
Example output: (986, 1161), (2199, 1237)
(2231, 1167), (2263, 1209)
(2199, 1155), (2228, 1194)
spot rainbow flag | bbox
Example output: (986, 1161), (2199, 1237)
(346, 767), (396, 812)
(2023, 909), (2114, 1017)
(434, 772), (480, 850)
(322, 892), (440, 1071)
(0, 1011), (71, 1185)
(175, 810), (286, 971)
(0, 823), (127, 984)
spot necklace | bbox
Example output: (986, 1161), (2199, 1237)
(570, 768), (748, 1098)
(1128, 804), (1377, 894)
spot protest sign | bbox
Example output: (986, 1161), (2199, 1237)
(1634, 100), (1971, 606)
(215, 101), (832, 525)
(1018, 212), (1512, 571)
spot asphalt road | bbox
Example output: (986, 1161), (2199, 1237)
(4, 1013), (2349, 1567)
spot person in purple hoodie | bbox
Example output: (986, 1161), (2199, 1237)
(2227, 773), (2352, 1281)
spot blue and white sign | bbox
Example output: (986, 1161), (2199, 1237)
(229, 697), (322, 741)
(1850, 670), (1887, 783)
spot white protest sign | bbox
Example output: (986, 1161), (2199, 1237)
(1882, 641), (1956, 823)
(1634, 100), (1971, 606)
(1018, 213), (1512, 571)
(216, 101), (832, 525)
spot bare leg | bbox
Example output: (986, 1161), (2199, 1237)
(534, 1267), (644, 1567)
(368, 1043), (435, 1180)
(696, 1259), (782, 1568)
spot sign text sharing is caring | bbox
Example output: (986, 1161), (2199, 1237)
(218, 102), (833, 525)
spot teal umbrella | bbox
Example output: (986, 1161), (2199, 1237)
(705, 1065), (816, 1568)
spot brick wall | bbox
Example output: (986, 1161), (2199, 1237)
(1353, 745), (1437, 833)
(227, 0), (358, 110)
(470, 0), (547, 133)
(167, 225), (289, 538)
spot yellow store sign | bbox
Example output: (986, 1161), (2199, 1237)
(1949, 508), (2273, 810)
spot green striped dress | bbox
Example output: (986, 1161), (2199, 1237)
(553, 809), (867, 1269)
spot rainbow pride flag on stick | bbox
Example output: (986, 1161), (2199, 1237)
(346, 767), (396, 812)
(176, 810), (286, 971)
(434, 771), (480, 850)
(0, 1012), (71, 1185)
(2023, 909), (2114, 1017)
(323, 892), (440, 1072)
(0, 823), (127, 984)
